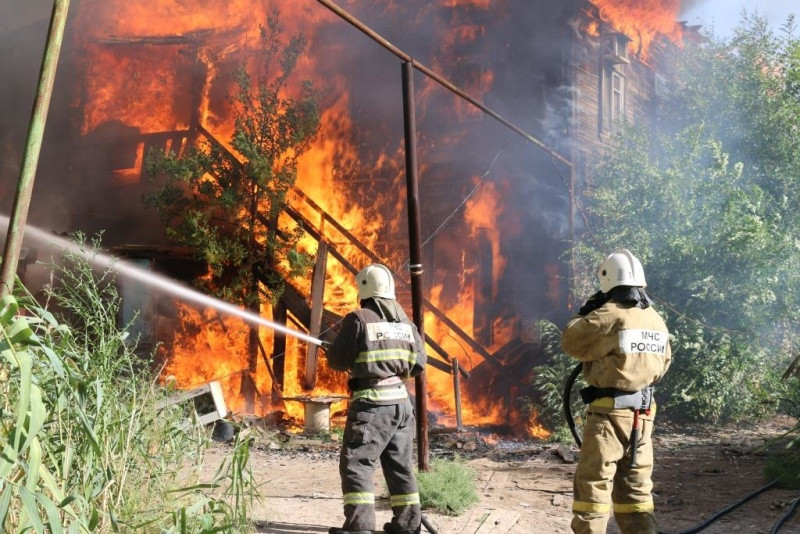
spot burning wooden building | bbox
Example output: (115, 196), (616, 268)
(0, 0), (694, 435)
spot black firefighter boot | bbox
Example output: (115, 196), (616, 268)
(383, 522), (421, 534)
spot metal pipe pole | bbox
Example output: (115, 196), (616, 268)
(0, 0), (71, 297)
(402, 60), (429, 471)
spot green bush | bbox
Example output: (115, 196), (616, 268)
(777, 376), (800, 418)
(657, 316), (781, 424)
(763, 377), (800, 490)
(417, 456), (479, 516)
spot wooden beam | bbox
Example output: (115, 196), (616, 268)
(453, 358), (463, 432)
(426, 336), (470, 379)
(474, 228), (493, 346)
(197, 129), (497, 372)
(304, 241), (328, 390)
(271, 298), (287, 403)
(426, 355), (454, 375)
(283, 204), (359, 276)
(281, 282), (342, 336)
(97, 30), (213, 46)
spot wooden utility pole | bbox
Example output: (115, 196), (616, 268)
(304, 241), (328, 389)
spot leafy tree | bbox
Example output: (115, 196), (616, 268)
(571, 13), (800, 423)
(145, 10), (320, 308)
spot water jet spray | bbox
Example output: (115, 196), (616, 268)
(1, 215), (325, 346)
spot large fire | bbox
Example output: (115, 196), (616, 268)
(587, 0), (684, 58)
(64, 0), (684, 437)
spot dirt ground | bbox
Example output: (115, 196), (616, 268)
(204, 415), (800, 534)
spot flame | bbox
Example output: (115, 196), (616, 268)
(162, 302), (272, 414)
(587, 0), (684, 58)
(464, 180), (508, 289)
(527, 408), (551, 440)
(421, 179), (523, 428)
(72, 0), (551, 434)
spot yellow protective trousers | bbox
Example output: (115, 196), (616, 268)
(571, 402), (657, 534)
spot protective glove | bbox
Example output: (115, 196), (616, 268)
(319, 340), (332, 350)
(578, 290), (609, 316)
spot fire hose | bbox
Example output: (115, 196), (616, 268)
(562, 363), (800, 533)
(420, 515), (438, 534)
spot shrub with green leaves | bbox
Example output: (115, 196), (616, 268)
(144, 9), (320, 308)
(417, 456), (479, 516)
(765, 445), (800, 490)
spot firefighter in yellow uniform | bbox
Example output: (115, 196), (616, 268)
(562, 249), (671, 534)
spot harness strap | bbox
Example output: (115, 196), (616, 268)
(581, 385), (654, 411)
(348, 376), (403, 391)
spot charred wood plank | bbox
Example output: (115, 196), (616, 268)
(97, 30), (213, 46)
(304, 241), (328, 390)
(271, 298), (287, 403)
(426, 355), (455, 375)
(281, 282), (342, 338)
(283, 204), (358, 275)
(425, 336), (470, 379)
(453, 358), (463, 432)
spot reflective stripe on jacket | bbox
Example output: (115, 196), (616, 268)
(327, 307), (427, 405)
(561, 301), (671, 392)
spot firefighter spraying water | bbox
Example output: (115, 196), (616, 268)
(324, 264), (427, 534)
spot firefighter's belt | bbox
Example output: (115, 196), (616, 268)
(580, 385), (653, 411)
(348, 376), (403, 391)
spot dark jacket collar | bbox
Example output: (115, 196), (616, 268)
(361, 297), (410, 322)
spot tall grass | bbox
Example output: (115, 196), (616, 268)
(0, 236), (259, 532)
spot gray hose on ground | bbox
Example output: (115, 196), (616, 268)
(421, 514), (438, 534)
(770, 495), (800, 534)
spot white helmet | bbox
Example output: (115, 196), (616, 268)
(597, 249), (647, 293)
(355, 264), (396, 300)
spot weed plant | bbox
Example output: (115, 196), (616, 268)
(416, 456), (478, 516)
(0, 236), (258, 532)
(765, 447), (800, 490)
